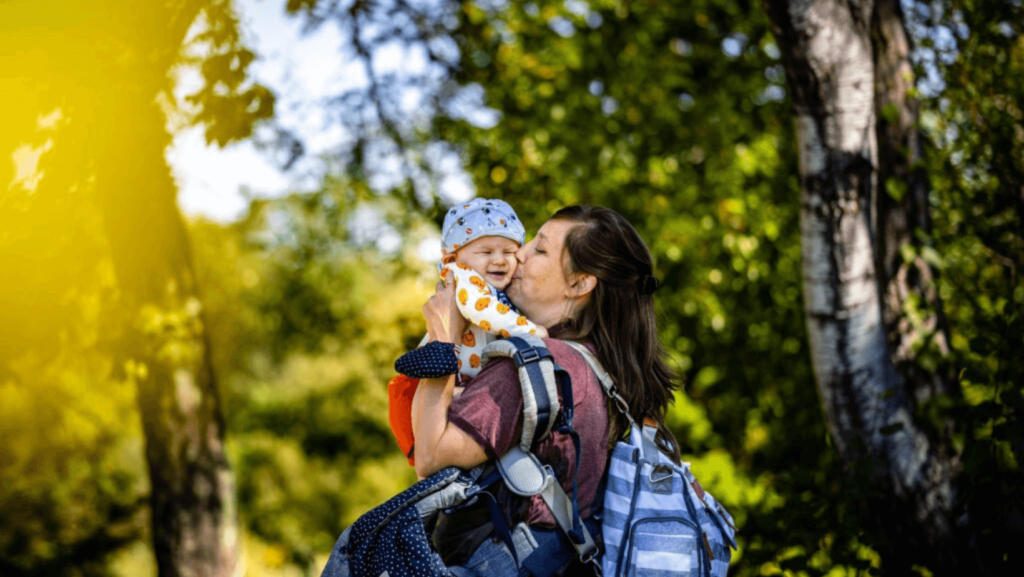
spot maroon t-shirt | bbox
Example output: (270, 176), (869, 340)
(447, 336), (610, 527)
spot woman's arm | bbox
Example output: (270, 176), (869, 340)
(411, 375), (488, 477)
(412, 274), (489, 478)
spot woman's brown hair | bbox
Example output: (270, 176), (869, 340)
(553, 205), (682, 463)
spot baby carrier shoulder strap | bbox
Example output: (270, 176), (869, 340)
(481, 335), (560, 451)
(479, 335), (598, 567)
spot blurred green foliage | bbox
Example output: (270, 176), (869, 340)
(1, 0), (275, 574)
(913, 0), (1024, 566)
(1, 0), (1022, 575)
(189, 183), (442, 572)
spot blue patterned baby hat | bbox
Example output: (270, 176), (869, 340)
(441, 198), (526, 253)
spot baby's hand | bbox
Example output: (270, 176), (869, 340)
(533, 326), (549, 338)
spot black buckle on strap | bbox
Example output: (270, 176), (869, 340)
(513, 347), (542, 366)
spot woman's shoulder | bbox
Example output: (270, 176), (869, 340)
(468, 337), (595, 392)
(541, 337), (595, 361)
(542, 336), (592, 349)
(540, 338), (602, 403)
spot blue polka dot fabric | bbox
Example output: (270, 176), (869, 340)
(395, 341), (459, 379)
(395, 293), (518, 379)
(321, 467), (465, 577)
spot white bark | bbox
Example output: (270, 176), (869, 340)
(764, 0), (965, 566)
(786, 0), (952, 517)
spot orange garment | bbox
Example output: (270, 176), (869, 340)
(387, 374), (419, 466)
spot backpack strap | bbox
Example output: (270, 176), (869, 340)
(562, 342), (630, 423)
(563, 342), (662, 462)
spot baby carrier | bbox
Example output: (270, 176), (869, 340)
(320, 335), (597, 577)
(319, 336), (736, 577)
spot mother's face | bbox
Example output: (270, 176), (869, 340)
(505, 218), (578, 328)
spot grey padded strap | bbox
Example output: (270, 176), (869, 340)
(538, 472), (597, 560)
(497, 448), (549, 496)
(414, 475), (476, 520)
(481, 337), (560, 451)
(482, 338), (599, 564)
(496, 448), (597, 561)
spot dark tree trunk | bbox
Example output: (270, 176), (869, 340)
(871, 0), (954, 390)
(761, 0), (969, 572)
(85, 3), (239, 571)
(4, 1), (241, 574)
(92, 92), (238, 577)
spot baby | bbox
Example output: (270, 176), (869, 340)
(387, 198), (543, 464)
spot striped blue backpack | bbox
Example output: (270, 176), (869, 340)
(566, 342), (738, 577)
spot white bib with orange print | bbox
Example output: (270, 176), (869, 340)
(444, 262), (540, 379)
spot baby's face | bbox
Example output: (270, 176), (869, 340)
(454, 235), (520, 290)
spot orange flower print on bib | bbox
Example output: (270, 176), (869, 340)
(469, 354), (481, 368)
(458, 289), (468, 305)
(469, 276), (488, 292)
(516, 315), (528, 326)
(475, 297), (491, 311)
(462, 331), (476, 347)
(496, 303), (510, 314)
(479, 320), (491, 331)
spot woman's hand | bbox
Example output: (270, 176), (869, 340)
(423, 270), (468, 344)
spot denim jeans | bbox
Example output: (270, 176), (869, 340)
(448, 536), (528, 577)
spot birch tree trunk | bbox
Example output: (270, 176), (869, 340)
(761, 0), (969, 571)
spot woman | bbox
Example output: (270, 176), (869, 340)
(413, 205), (682, 575)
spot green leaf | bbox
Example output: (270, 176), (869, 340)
(886, 176), (907, 201)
